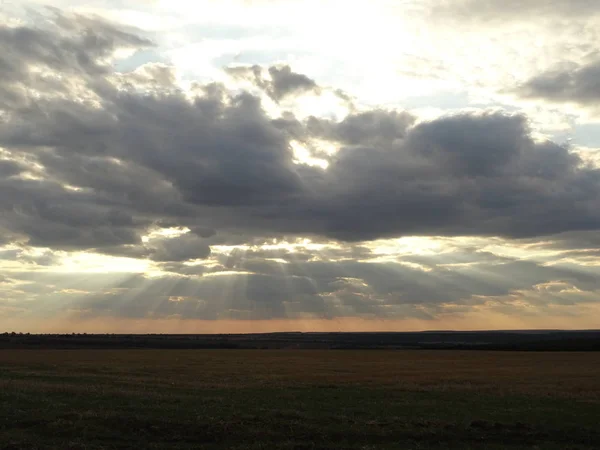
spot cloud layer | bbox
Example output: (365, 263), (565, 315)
(0, 9), (599, 329)
(2, 13), (600, 252)
(516, 60), (600, 107)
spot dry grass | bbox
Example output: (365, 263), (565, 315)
(1, 350), (600, 449)
(1, 349), (599, 398)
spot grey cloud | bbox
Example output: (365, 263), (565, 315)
(332, 89), (357, 111)
(404, 113), (527, 176)
(0, 159), (27, 178)
(93, 86), (304, 210)
(25, 250), (60, 267)
(0, 246), (59, 266)
(189, 227), (217, 238)
(94, 232), (213, 262)
(0, 10), (151, 105)
(0, 249), (21, 261)
(1, 13), (600, 255)
(115, 63), (176, 90)
(520, 230), (600, 252)
(226, 64), (320, 101)
(149, 233), (211, 262)
(0, 177), (145, 249)
(94, 233), (213, 262)
(267, 65), (320, 100)
(301, 112), (600, 241)
(515, 60), (600, 106)
(512, 231), (600, 266)
(93, 244), (152, 259)
(307, 109), (415, 147)
(157, 262), (208, 276)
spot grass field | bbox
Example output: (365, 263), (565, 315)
(1, 350), (599, 449)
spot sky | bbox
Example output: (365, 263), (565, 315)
(1, 0), (600, 333)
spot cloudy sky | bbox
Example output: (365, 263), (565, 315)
(1, 0), (600, 333)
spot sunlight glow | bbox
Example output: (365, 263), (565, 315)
(288, 90), (351, 121)
(213, 238), (332, 255)
(60, 253), (149, 273)
(203, 270), (254, 277)
(368, 237), (447, 256)
(142, 227), (189, 243)
(290, 141), (329, 169)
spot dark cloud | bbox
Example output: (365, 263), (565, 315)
(157, 262), (208, 276)
(0, 9), (152, 107)
(148, 233), (211, 262)
(93, 244), (152, 259)
(520, 230), (600, 251)
(0, 177), (145, 248)
(92, 232), (213, 262)
(0, 247), (60, 266)
(515, 60), (600, 106)
(511, 231), (600, 266)
(0, 159), (27, 178)
(306, 109), (415, 147)
(1, 12), (600, 259)
(304, 113), (599, 241)
(189, 227), (217, 238)
(267, 65), (320, 100)
(226, 64), (320, 101)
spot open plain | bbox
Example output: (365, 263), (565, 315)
(1, 349), (599, 449)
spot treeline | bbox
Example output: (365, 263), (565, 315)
(1, 331), (599, 351)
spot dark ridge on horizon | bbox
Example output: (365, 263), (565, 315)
(2, 330), (600, 351)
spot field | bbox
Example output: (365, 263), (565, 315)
(1, 350), (599, 449)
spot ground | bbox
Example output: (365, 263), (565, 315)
(0, 350), (599, 449)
